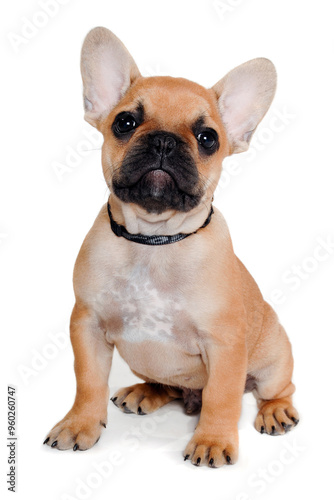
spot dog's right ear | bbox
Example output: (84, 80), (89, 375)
(80, 27), (141, 127)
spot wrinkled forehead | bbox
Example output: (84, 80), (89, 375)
(114, 76), (223, 131)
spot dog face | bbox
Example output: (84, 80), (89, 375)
(81, 28), (276, 214)
(100, 77), (227, 213)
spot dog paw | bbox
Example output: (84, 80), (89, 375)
(183, 426), (239, 468)
(43, 410), (107, 451)
(111, 383), (179, 415)
(255, 399), (299, 436)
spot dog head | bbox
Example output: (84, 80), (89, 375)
(81, 27), (276, 214)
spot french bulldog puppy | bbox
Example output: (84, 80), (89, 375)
(44, 27), (299, 468)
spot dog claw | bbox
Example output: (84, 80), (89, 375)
(43, 437), (50, 445)
(51, 440), (58, 448)
(100, 421), (107, 428)
(184, 454), (190, 461)
(291, 417), (299, 426)
(121, 403), (132, 413)
(111, 397), (117, 403)
(137, 406), (146, 415)
(73, 443), (79, 451)
(226, 455), (231, 464)
(209, 458), (214, 467)
(260, 426), (265, 434)
(195, 457), (201, 466)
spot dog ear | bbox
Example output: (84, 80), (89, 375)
(212, 58), (277, 154)
(80, 27), (141, 127)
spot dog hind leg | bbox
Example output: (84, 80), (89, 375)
(251, 303), (299, 435)
(111, 382), (182, 415)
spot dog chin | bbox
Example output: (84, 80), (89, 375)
(112, 169), (202, 214)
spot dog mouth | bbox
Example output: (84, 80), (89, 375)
(112, 165), (201, 213)
(139, 169), (175, 198)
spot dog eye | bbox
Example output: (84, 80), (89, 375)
(197, 130), (217, 149)
(113, 112), (138, 135)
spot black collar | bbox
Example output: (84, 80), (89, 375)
(107, 203), (214, 246)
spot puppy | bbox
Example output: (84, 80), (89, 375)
(44, 27), (299, 468)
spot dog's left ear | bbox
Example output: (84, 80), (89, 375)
(212, 58), (277, 154)
(80, 27), (141, 127)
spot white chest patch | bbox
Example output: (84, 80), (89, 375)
(110, 266), (182, 343)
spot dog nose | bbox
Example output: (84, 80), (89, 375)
(151, 134), (176, 156)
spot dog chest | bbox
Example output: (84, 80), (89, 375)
(100, 260), (209, 385)
(106, 265), (185, 344)
(103, 263), (205, 361)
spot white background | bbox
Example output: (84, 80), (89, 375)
(1, 0), (334, 499)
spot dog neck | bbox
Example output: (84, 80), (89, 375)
(108, 194), (213, 237)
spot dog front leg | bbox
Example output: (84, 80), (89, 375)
(184, 321), (247, 468)
(44, 303), (113, 451)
